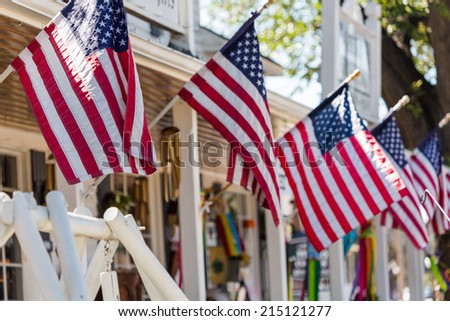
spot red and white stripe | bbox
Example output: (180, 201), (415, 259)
(12, 14), (156, 184)
(179, 53), (281, 225)
(380, 162), (428, 249)
(409, 150), (440, 222)
(429, 167), (449, 235)
(277, 117), (406, 252)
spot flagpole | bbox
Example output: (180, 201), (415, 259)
(342, 69), (361, 85)
(257, 0), (276, 14)
(438, 113), (450, 129)
(421, 189), (450, 223)
(148, 95), (180, 130)
(148, 0), (276, 131)
(389, 95), (410, 114)
(209, 182), (233, 203)
(0, 65), (14, 83)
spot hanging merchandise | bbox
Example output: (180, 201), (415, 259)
(428, 253), (448, 293)
(350, 222), (377, 301)
(216, 213), (244, 258)
(160, 127), (181, 202)
(343, 229), (358, 256)
(306, 243), (321, 301)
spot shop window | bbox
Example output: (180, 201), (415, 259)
(96, 174), (151, 300)
(0, 153), (22, 300)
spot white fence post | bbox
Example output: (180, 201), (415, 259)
(12, 192), (65, 300)
(46, 191), (89, 300)
(265, 210), (288, 300)
(407, 242), (425, 300)
(374, 216), (390, 300)
(173, 102), (206, 300)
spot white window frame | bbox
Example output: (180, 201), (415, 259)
(0, 148), (24, 300)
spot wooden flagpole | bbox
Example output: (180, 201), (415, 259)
(209, 182), (233, 203)
(372, 95), (410, 127)
(438, 112), (450, 129)
(257, 0), (276, 14)
(148, 95), (181, 130)
(389, 95), (410, 114)
(148, 0), (277, 131)
(343, 69), (361, 84)
(0, 65), (14, 84)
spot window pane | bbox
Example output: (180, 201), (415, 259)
(4, 236), (21, 264)
(0, 273), (4, 301)
(0, 154), (18, 190)
(5, 267), (23, 300)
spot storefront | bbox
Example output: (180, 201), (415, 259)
(0, 0), (310, 301)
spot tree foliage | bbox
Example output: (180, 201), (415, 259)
(203, 0), (322, 82)
(204, 0), (450, 159)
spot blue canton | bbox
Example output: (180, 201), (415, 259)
(373, 116), (407, 168)
(419, 130), (443, 175)
(221, 24), (267, 101)
(310, 86), (364, 155)
(61, 0), (129, 57)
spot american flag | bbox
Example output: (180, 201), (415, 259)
(11, 0), (157, 184)
(178, 13), (281, 225)
(372, 115), (428, 249)
(410, 130), (449, 234)
(277, 85), (407, 252)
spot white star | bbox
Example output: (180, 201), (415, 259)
(250, 64), (256, 69)
(236, 49), (242, 55)
(99, 4), (105, 10)
(95, 27), (101, 34)
(236, 57), (242, 63)
(238, 41), (243, 47)
(104, 13), (111, 20)
(245, 32), (251, 38)
(108, 7), (113, 13)
(244, 48), (250, 54)
(257, 80), (262, 86)
(250, 71), (255, 77)
(245, 40), (250, 46)
(116, 8), (122, 14)
(119, 39), (127, 46)
(105, 31), (112, 38)
(243, 56), (249, 62)
(242, 63), (248, 69)
(101, 38), (108, 44)
(99, 21), (106, 27)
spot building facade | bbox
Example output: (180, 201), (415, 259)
(0, 0), (311, 300)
